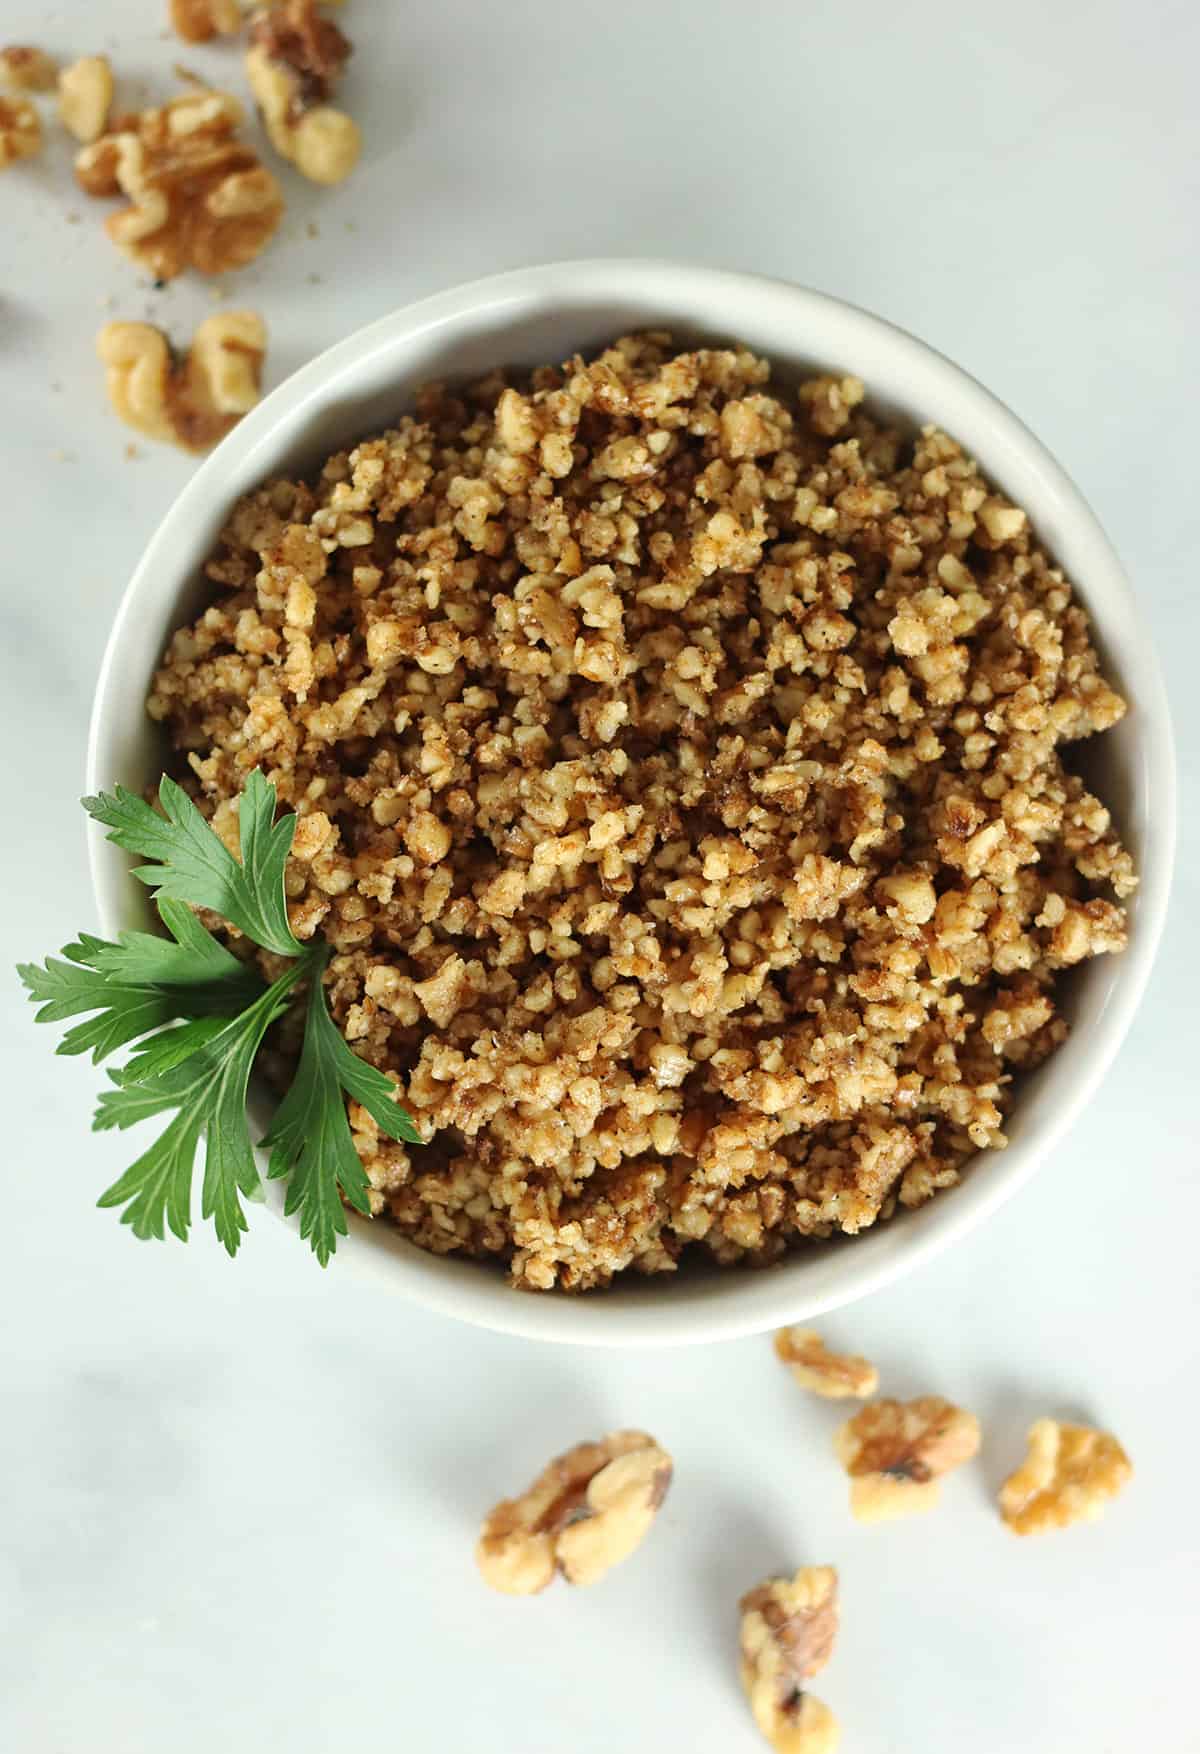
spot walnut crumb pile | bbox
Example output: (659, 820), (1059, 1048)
(148, 332), (1136, 1292)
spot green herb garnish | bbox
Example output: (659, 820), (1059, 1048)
(18, 773), (420, 1263)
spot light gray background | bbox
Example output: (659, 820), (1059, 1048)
(2, 2), (1197, 1750)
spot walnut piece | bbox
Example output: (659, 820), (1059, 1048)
(57, 55), (114, 144)
(0, 94), (40, 166)
(97, 311), (267, 452)
(76, 88), (284, 279)
(0, 45), (57, 92)
(476, 1430), (673, 1594)
(999, 1419), (1132, 1536)
(834, 1395), (980, 1521)
(774, 1327), (878, 1400)
(246, 0), (360, 184)
(740, 1567), (840, 1754)
(169, 0), (244, 42)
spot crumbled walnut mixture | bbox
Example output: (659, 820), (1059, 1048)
(169, 0), (244, 43)
(97, 311), (266, 452)
(0, 45), (58, 92)
(999, 1418), (1132, 1535)
(774, 1327), (878, 1399)
(148, 333), (1136, 1291)
(740, 1567), (840, 1754)
(834, 1395), (980, 1519)
(476, 1430), (672, 1593)
(76, 87), (284, 279)
(246, 0), (360, 184)
(57, 54), (114, 144)
(0, 93), (40, 165)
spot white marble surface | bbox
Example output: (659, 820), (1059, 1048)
(2, 3), (1198, 1750)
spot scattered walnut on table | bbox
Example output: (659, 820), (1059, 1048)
(0, 94), (40, 166)
(245, 0), (360, 184)
(834, 1395), (980, 1521)
(97, 311), (266, 452)
(774, 1327), (878, 1400)
(999, 1419), (1132, 1536)
(476, 1430), (673, 1594)
(169, 0), (244, 42)
(75, 88), (284, 279)
(0, 45), (58, 92)
(57, 54), (114, 144)
(739, 1567), (841, 1754)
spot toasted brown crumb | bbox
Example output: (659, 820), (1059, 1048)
(148, 333), (1137, 1292)
(774, 1327), (878, 1399)
(476, 1430), (672, 1593)
(999, 1419), (1131, 1535)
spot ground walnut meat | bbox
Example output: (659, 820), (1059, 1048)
(148, 333), (1137, 1290)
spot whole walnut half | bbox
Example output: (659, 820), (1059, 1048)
(246, 0), (360, 184)
(739, 1567), (841, 1754)
(97, 311), (266, 452)
(999, 1419), (1132, 1536)
(75, 88), (284, 279)
(476, 1430), (673, 1594)
(834, 1395), (980, 1521)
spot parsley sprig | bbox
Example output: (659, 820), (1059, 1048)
(19, 773), (420, 1264)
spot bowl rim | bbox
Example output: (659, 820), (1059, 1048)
(86, 258), (1176, 1347)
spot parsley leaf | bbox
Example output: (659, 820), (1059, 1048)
(94, 959), (306, 1253)
(264, 942), (421, 1266)
(22, 773), (423, 1263)
(84, 770), (303, 959)
(17, 898), (264, 1062)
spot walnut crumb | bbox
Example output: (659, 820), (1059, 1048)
(999, 1419), (1132, 1535)
(774, 1328), (878, 1399)
(97, 310), (266, 452)
(476, 1430), (672, 1594)
(75, 87), (284, 279)
(834, 1395), (980, 1520)
(740, 1566), (841, 1753)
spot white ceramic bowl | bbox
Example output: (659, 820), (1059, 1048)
(87, 260), (1175, 1347)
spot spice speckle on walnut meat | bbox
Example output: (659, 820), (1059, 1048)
(148, 333), (1136, 1290)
